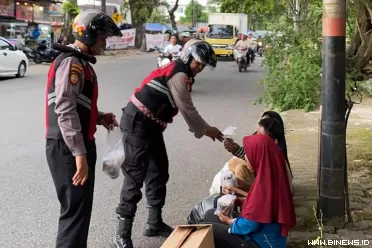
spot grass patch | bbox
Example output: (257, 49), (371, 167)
(346, 127), (372, 172)
(353, 210), (372, 220)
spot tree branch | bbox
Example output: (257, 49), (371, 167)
(169, 0), (179, 14)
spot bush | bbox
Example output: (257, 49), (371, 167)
(258, 30), (322, 112)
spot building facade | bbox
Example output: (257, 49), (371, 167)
(0, 0), (64, 45)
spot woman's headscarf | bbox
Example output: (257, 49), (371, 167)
(261, 111), (292, 178)
(240, 134), (296, 237)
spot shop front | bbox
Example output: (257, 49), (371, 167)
(16, 1), (52, 46)
(48, 3), (63, 42)
(0, 0), (23, 45)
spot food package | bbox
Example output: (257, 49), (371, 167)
(214, 194), (237, 218)
(220, 170), (238, 188)
(223, 126), (237, 140)
(102, 127), (125, 179)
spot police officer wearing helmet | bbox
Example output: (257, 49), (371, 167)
(45, 9), (122, 248)
(112, 39), (224, 248)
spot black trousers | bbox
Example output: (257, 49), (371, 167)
(46, 139), (97, 248)
(116, 102), (169, 218)
(204, 209), (259, 248)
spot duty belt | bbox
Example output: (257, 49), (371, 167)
(130, 94), (167, 129)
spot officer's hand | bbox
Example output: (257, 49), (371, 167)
(101, 112), (119, 130)
(73, 155), (89, 186)
(205, 126), (224, 142)
(224, 138), (240, 154)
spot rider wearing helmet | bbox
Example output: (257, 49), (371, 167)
(234, 32), (250, 64)
(45, 9), (122, 248)
(112, 39), (223, 248)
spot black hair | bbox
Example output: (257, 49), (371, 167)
(170, 34), (178, 40)
(258, 117), (284, 141)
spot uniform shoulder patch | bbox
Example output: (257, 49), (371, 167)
(70, 63), (83, 85)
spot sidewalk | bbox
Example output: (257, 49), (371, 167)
(281, 100), (372, 247)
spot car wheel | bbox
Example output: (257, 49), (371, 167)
(16, 61), (26, 78)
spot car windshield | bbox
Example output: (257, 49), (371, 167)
(206, 25), (234, 39)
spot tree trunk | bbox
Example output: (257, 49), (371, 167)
(347, 0), (372, 74)
(169, 12), (178, 30)
(129, 1), (144, 48)
(101, 0), (106, 13)
(168, 0), (179, 31)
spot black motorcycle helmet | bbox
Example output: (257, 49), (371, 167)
(180, 39), (217, 68)
(72, 9), (122, 47)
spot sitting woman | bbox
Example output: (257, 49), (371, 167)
(225, 111), (293, 178)
(210, 116), (286, 196)
(204, 134), (296, 248)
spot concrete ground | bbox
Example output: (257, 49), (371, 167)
(0, 54), (266, 248)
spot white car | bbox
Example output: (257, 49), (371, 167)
(0, 36), (28, 78)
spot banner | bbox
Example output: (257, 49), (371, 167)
(145, 33), (165, 51)
(106, 28), (136, 50)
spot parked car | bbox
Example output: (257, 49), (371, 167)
(0, 36), (28, 78)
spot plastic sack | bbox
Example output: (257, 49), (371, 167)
(214, 194), (237, 218)
(220, 170), (238, 188)
(223, 126), (237, 139)
(187, 194), (220, 224)
(102, 127), (125, 179)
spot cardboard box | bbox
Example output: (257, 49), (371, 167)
(160, 224), (215, 248)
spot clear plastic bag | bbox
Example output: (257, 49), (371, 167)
(102, 127), (125, 179)
(214, 194), (237, 218)
(220, 170), (238, 188)
(223, 126), (237, 139)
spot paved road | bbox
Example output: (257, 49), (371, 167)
(0, 54), (265, 248)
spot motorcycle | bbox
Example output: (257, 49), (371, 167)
(235, 48), (249, 72)
(156, 48), (180, 68)
(32, 41), (61, 64)
(17, 44), (34, 60)
(256, 39), (264, 57)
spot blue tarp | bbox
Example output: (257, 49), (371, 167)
(145, 23), (172, 32)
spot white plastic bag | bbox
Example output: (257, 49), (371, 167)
(214, 194), (237, 218)
(223, 126), (237, 140)
(220, 170), (238, 188)
(102, 127), (125, 179)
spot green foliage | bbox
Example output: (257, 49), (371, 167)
(62, 0), (79, 17)
(259, 19), (322, 111)
(180, 2), (208, 23)
(148, 10), (169, 24)
(210, 0), (286, 29)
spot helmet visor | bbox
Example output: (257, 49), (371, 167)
(189, 43), (217, 70)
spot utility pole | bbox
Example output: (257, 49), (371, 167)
(318, 0), (347, 227)
(191, 0), (196, 27)
(101, 0), (106, 13)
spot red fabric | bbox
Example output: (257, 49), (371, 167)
(133, 61), (175, 94)
(45, 61), (56, 138)
(86, 65), (98, 141)
(240, 134), (296, 237)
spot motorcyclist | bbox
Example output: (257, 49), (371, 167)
(246, 32), (256, 62)
(158, 33), (171, 52)
(111, 39), (224, 248)
(234, 33), (250, 65)
(38, 40), (48, 50)
(163, 34), (182, 57)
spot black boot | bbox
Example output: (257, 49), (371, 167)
(111, 217), (134, 248)
(144, 207), (174, 237)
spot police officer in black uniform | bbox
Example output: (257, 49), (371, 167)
(45, 9), (122, 248)
(112, 39), (224, 248)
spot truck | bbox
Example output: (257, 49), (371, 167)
(205, 13), (248, 60)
